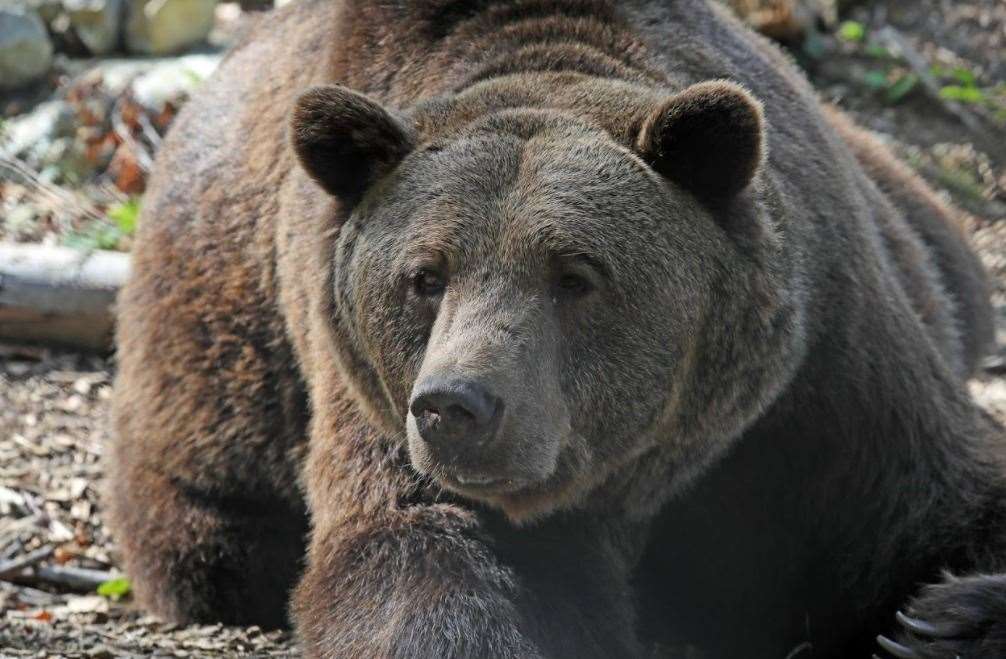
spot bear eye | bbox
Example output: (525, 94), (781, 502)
(412, 269), (446, 297)
(556, 272), (593, 297)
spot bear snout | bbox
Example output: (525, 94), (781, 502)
(409, 376), (503, 448)
(405, 373), (562, 497)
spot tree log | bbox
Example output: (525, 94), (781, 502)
(0, 244), (130, 352)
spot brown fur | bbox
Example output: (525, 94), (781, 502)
(107, 1), (1003, 657)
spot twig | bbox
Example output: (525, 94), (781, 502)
(0, 545), (54, 580)
(0, 538), (24, 562)
(0, 155), (106, 225)
(136, 111), (163, 150)
(0, 582), (61, 607)
(111, 97), (154, 173)
(32, 565), (115, 591)
(0, 514), (47, 540)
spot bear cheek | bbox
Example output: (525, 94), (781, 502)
(404, 417), (437, 475)
(367, 299), (432, 416)
(571, 309), (678, 457)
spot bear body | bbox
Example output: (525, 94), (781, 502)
(107, 1), (1003, 657)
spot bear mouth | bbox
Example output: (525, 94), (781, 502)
(438, 470), (530, 497)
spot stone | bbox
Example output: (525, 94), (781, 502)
(0, 100), (74, 162)
(63, 0), (125, 56)
(124, 0), (218, 56)
(0, 6), (54, 90)
(24, 0), (64, 23)
(130, 52), (220, 111)
(0, 99), (94, 184)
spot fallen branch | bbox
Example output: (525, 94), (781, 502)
(0, 582), (61, 607)
(0, 545), (54, 580)
(32, 565), (115, 592)
(0, 243), (130, 351)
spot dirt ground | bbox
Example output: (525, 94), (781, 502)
(2, 1), (1006, 657)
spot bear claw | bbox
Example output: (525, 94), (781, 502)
(876, 634), (921, 659)
(895, 610), (959, 639)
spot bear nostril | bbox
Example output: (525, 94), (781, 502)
(421, 407), (441, 427)
(446, 404), (475, 423)
(409, 377), (501, 445)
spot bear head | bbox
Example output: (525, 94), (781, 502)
(290, 78), (803, 522)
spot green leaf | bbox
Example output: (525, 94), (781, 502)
(107, 198), (140, 236)
(886, 73), (919, 104)
(863, 70), (890, 90)
(838, 20), (865, 43)
(951, 67), (977, 88)
(183, 67), (206, 85)
(64, 225), (124, 251)
(864, 43), (893, 59)
(939, 85), (985, 104)
(97, 577), (132, 599)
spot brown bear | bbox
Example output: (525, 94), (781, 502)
(106, 0), (1004, 657)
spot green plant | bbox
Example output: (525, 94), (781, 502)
(932, 65), (984, 104)
(183, 67), (207, 86)
(886, 73), (919, 104)
(928, 65), (1006, 125)
(863, 43), (894, 60)
(63, 198), (140, 251)
(837, 20), (866, 43)
(107, 198), (140, 235)
(97, 577), (132, 600)
(860, 68), (918, 105)
(64, 223), (126, 250)
(939, 86), (984, 103)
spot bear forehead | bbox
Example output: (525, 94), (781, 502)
(410, 109), (664, 204)
(386, 140), (689, 278)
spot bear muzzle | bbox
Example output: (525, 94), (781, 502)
(406, 374), (560, 498)
(409, 376), (503, 448)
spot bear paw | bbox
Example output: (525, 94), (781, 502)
(875, 573), (1006, 659)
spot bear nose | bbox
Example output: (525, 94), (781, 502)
(409, 377), (501, 446)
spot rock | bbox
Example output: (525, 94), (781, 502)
(63, 0), (124, 56)
(0, 100), (74, 162)
(24, 0), (64, 23)
(0, 100), (95, 184)
(70, 53), (220, 109)
(42, 137), (97, 185)
(65, 595), (109, 615)
(124, 0), (218, 55)
(130, 52), (220, 111)
(4, 205), (40, 239)
(0, 6), (54, 90)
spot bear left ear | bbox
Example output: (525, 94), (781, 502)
(291, 85), (416, 202)
(636, 81), (765, 205)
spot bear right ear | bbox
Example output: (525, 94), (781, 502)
(636, 81), (765, 206)
(291, 85), (416, 202)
